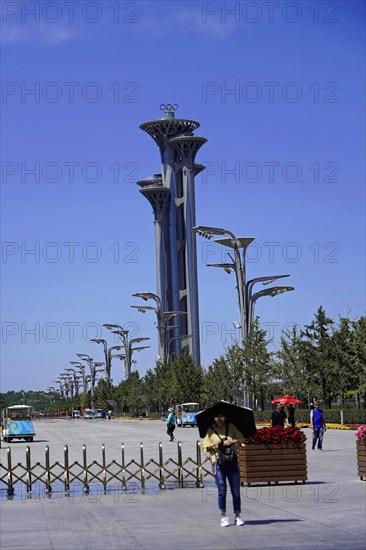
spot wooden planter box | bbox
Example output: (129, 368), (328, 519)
(238, 443), (307, 485)
(357, 442), (366, 480)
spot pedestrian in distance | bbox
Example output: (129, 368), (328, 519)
(310, 401), (326, 451)
(166, 407), (176, 442)
(271, 403), (287, 427)
(202, 411), (245, 528)
(287, 404), (295, 428)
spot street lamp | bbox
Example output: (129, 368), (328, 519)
(104, 324), (150, 379)
(59, 375), (73, 399)
(193, 226), (254, 342)
(62, 373), (75, 397)
(166, 334), (194, 361)
(248, 285), (295, 332)
(76, 353), (93, 361)
(76, 355), (105, 407)
(194, 225), (295, 408)
(111, 353), (125, 361)
(90, 339), (123, 383)
(115, 334), (150, 379)
(104, 326), (129, 376)
(194, 225), (294, 342)
(65, 368), (81, 395)
(131, 292), (186, 362)
(53, 379), (65, 398)
(70, 361), (88, 393)
(46, 387), (57, 404)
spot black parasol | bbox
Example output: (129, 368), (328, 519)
(196, 400), (257, 438)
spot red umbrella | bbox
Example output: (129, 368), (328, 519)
(271, 394), (304, 405)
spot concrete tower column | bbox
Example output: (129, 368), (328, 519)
(138, 107), (207, 364)
(169, 136), (207, 365)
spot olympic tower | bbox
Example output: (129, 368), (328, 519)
(137, 104), (207, 365)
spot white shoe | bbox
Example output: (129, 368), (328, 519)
(221, 516), (230, 527)
(235, 516), (244, 526)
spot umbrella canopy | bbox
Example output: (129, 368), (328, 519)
(271, 395), (304, 405)
(196, 400), (257, 439)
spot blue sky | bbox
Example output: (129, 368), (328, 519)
(1, 0), (365, 392)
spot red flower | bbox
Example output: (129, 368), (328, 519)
(244, 427), (306, 446)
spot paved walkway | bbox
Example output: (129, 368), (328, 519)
(1, 421), (365, 549)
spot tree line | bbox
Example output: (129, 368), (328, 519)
(2, 307), (365, 413)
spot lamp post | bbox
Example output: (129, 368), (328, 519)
(131, 292), (186, 362)
(65, 368), (81, 395)
(112, 333), (150, 379)
(60, 375), (73, 399)
(193, 225), (294, 407)
(193, 225), (294, 342)
(167, 334), (194, 361)
(76, 354), (105, 407)
(63, 374), (75, 399)
(46, 387), (56, 404)
(193, 226), (253, 342)
(70, 361), (88, 393)
(103, 324), (150, 379)
(74, 376), (82, 395)
(89, 339), (123, 383)
(53, 379), (65, 399)
(248, 285), (295, 332)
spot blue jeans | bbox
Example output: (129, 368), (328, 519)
(214, 461), (241, 514)
(312, 427), (324, 449)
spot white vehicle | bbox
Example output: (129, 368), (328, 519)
(175, 403), (200, 428)
(2, 405), (36, 442)
(72, 410), (81, 418)
(84, 408), (94, 419)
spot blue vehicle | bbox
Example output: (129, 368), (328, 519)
(1, 405), (36, 443)
(175, 403), (200, 428)
(95, 409), (106, 419)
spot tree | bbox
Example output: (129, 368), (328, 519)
(115, 372), (143, 413)
(0, 393), (8, 409)
(170, 353), (203, 404)
(352, 316), (366, 405)
(301, 306), (336, 407)
(203, 318), (273, 409)
(94, 379), (114, 410)
(152, 360), (175, 410)
(242, 318), (273, 409)
(331, 317), (358, 406)
(276, 324), (314, 403)
(202, 356), (232, 405)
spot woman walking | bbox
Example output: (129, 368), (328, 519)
(166, 407), (176, 442)
(202, 411), (245, 527)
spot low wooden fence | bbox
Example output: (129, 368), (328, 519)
(0, 441), (214, 496)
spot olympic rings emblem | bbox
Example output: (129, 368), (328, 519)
(160, 103), (179, 112)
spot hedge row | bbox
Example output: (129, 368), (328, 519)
(253, 409), (366, 424)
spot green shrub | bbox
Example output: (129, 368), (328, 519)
(253, 409), (366, 424)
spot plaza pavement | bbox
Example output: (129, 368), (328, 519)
(0, 419), (365, 550)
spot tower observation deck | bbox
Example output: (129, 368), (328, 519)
(138, 105), (207, 364)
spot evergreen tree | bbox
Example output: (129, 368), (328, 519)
(94, 379), (114, 410)
(202, 318), (272, 409)
(331, 317), (358, 406)
(352, 316), (366, 404)
(202, 356), (232, 405)
(242, 318), (273, 409)
(170, 353), (203, 404)
(277, 324), (314, 403)
(301, 306), (336, 407)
